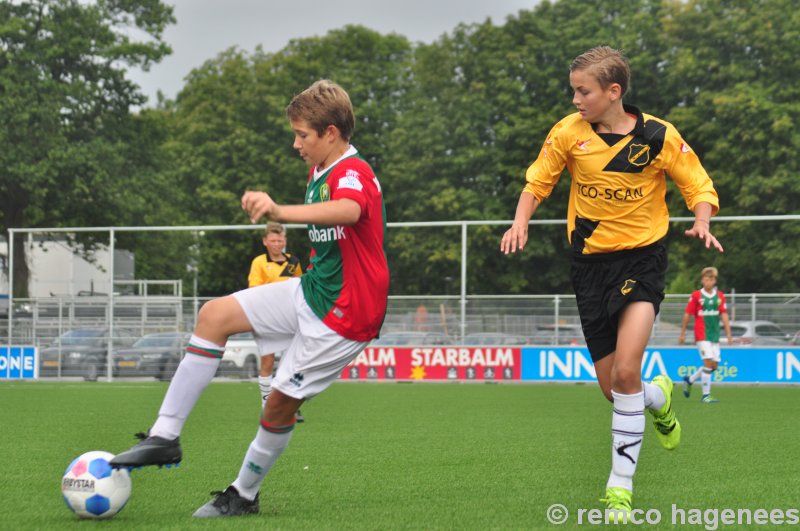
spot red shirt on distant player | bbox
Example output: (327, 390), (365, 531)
(685, 289), (727, 342)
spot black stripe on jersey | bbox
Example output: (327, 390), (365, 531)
(571, 217), (600, 254)
(280, 255), (301, 277)
(602, 105), (667, 174)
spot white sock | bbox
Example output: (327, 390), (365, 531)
(258, 376), (273, 408)
(607, 390), (645, 492)
(701, 368), (713, 395)
(231, 422), (294, 500)
(689, 367), (704, 384)
(150, 336), (223, 439)
(642, 381), (666, 412)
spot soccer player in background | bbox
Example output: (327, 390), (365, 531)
(500, 46), (723, 519)
(678, 266), (734, 403)
(111, 80), (389, 518)
(248, 222), (304, 418)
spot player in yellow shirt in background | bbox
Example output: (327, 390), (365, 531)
(248, 222), (304, 419)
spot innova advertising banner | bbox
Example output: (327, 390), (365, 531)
(520, 346), (800, 383)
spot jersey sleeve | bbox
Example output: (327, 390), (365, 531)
(523, 118), (570, 202)
(685, 292), (699, 315)
(662, 126), (720, 216)
(248, 256), (266, 287)
(330, 162), (372, 217)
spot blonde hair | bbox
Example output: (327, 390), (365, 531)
(570, 46), (630, 97)
(264, 222), (285, 237)
(286, 79), (355, 141)
(701, 266), (718, 279)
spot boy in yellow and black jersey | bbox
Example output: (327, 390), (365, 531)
(502, 46), (724, 519)
(525, 104), (719, 255)
(248, 231), (302, 287)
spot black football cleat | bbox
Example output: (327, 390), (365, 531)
(110, 431), (182, 469)
(193, 486), (259, 518)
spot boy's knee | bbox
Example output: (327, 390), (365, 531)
(196, 298), (220, 324)
(197, 297), (235, 328)
(613, 365), (638, 383)
(611, 365), (641, 393)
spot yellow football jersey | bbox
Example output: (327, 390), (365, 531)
(524, 105), (719, 254)
(248, 253), (303, 288)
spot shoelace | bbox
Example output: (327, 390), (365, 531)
(600, 492), (630, 510)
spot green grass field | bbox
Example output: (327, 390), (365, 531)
(1, 381), (798, 530)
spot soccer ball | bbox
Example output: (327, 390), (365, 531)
(61, 451), (131, 519)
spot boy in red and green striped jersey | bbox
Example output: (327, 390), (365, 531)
(111, 80), (389, 518)
(678, 267), (733, 403)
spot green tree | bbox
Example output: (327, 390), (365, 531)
(660, 0), (800, 291)
(0, 0), (174, 296)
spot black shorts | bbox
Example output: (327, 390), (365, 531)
(571, 241), (666, 362)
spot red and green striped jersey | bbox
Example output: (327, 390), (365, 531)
(685, 288), (727, 342)
(300, 146), (389, 341)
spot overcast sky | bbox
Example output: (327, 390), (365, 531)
(127, 0), (538, 105)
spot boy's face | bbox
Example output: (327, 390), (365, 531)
(701, 274), (717, 290)
(263, 233), (286, 259)
(569, 68), (619, 124)
(291, 119), (337, 168)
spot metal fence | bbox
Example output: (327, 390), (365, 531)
(4, 217), (800, 380)
(5, 291), (799, 346)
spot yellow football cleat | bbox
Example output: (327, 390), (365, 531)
(649, 375), (681, 450)
(601, 487), (632, 524)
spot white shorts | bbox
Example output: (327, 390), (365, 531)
(232, 278), (369, 400)
(696, 341), (721, 362)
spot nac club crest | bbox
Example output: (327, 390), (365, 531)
(627, 144), (650, 166)
(620, 279), (637, 295)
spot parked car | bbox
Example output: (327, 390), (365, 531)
(113, 332), (191, 381)
(728, 320), (792, 345)
(39, 327), (138, 381)
(462, 333), (530, 346)
(371, 331), (452, 346)
(220, 332), (260, 378)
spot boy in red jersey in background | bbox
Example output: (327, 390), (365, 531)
(111, 80), (389, 518)
(678, 266), (734, 403)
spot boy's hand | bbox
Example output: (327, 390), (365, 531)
(684, 219), (724, 252)
(242, 191), (277, 223)
(501, 223), (529, 255)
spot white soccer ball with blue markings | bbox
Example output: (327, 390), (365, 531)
(61, 451), (131, 519)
